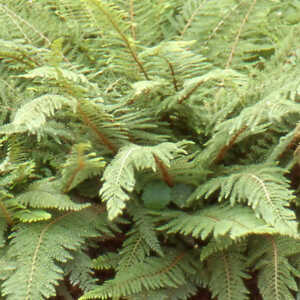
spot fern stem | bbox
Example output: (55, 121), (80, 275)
(225, 0), (257, 69)
(129, 0), (136, 40)
(91, 0), (149, 80)
(77, 103), (117, 154)
(163, 57), (178, 91)
(178, 80), (203, 104)
(204, 3), (241, 46)
(0, 199), (13, 226)
(180, 1), (205, 38)
(214, 125), (247, 164)
(153, 154), (174, 187)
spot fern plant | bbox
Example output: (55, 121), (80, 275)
(0, 0), (299, 299)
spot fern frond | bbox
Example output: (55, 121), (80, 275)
(80, 250), (195, 299)
(2, 208), (116, 300)
(15, 178), (90, 211)
(0, 3), (50, 46)
(13, 209), (52, 223)
(93, 252), (120, 271)
(117, 205), (163, 271)
(76, 99), (121, 154)
(159, 205), (274, 240)
(83, 0), (149, 80)
(128, 282), (198, 300)
(189, 164), (298, 236)
(247, 235), (300, 300)
(207, 244), (250, 300)
(21, 65), (93, 87)
(100, 141), (190, 220)
(0, 94), (76, 134)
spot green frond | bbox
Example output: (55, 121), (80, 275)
(82, 0), (149, 80)
(100, 141), (189, 220)
(117, 205), (163, 271)
(21, 66), (93, 87)
(80, 250), (195, 299)
(0, 0), (300, 298)
(0, 95), (76, 134)
(0, 3), (51, 46)
(76, 99), (125, 153)
(158, 205), (274, 240)
(247, 235), (300, 300)
(2, 208), (116, 300)
(15, 178), (90, 211)
(0, 38), (42, 69)
(207, 244), (250, 300)
(189, 164), (298, 236)
(0, 255), (15, 282)
(200, 237), (238, 262)
(128, 282), (198, 300)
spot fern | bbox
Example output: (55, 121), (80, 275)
(2, 208), (116, 300)
(158, 205), (276, 240)
(0, 0), (299, 299)
(247, 235), (300, 300)
(189, 164), (298, 236)
(100, 141), (190, 220)
(81, 250), (195, 299)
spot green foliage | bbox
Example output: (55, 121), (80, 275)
(0, 0), (299, 299)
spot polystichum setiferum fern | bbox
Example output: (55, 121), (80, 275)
(0, 0), (299, 299)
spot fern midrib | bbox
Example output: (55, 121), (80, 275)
(221, 252), (232, 300)
(269, 236), (279, 300)
(225, 0), (257, 69)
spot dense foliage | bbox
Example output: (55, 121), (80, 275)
(0, 0), (300, 299)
